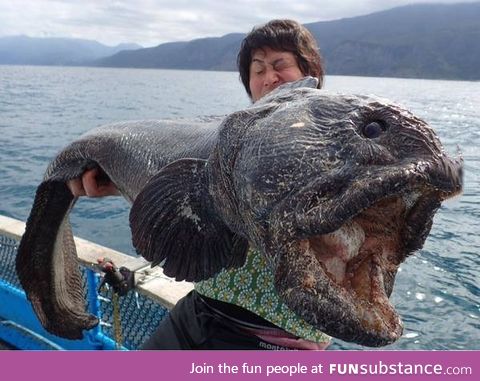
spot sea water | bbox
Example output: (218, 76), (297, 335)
(0, 65), (478, 349)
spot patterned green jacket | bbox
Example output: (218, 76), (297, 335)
(195, 248), (331, 343)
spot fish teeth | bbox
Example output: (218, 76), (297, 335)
(331, 221), (365, 261)
(402, 191), (421, 210)
(309, 221), (365, 284)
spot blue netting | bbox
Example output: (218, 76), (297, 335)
(98, 287), (168, 349)
(0, 235), (20, 287)
(0, 233), (168, 350)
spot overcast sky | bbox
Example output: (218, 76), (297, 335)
(0, 0), (474, 47)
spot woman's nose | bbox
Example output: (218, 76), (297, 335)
(264, 69), (280, 87)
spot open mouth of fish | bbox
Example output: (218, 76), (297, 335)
(271, 162), (461, 346)
(305, 194), (406, 300)
(300, 195), (416, 344)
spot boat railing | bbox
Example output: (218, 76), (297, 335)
(0, 214), (193, 350)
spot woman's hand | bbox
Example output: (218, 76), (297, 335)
(67, 168), (120, 197)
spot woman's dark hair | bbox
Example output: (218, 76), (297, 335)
(237, 19), (325, 97)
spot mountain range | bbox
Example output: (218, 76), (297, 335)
(1, 3), (479, 80)
(0, 36), (141, 65)
(94, 2), (480, 81)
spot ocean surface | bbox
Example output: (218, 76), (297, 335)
(0, 65), (478, 350)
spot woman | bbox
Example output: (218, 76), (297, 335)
(69, 19), (330, 350)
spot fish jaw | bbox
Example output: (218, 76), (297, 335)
(275, 251), (403, 346)
(271, 197), (405, 346)
(275, 207), (408, 346)
(264, 157), (462, 346)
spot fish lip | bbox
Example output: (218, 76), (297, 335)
(293, 158), (462, 240)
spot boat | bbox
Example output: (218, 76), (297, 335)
(0, 214), (192, 350)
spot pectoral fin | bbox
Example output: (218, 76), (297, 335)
(130, 158), (248, 282)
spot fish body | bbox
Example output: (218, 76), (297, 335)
(16, 78), (462, 345)
(16, 117), (223, 338)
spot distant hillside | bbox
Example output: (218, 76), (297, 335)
(306, 3), (480, 80)
(95, 2), (480, 80)
(96, 33), (244, 71)
(0, 36), (141, 65)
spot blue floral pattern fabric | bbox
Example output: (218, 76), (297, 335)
(195, 249), (330, 343)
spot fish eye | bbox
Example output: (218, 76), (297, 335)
(362, 121), (387, 139)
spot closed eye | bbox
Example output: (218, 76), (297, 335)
(273, 58), (295, 72)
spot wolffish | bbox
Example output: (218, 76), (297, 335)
(16, 77), (462, 346)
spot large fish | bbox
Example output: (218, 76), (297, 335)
(16, 77), (462, 346)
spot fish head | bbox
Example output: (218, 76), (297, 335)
(209, 81), (463, 346)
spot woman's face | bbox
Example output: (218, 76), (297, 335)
(249, 47), (304, 102)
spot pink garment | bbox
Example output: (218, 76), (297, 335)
(242, 327), (330, 350)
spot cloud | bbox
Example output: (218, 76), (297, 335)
(0, 0), (473, 47)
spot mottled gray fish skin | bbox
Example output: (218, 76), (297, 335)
(17, 77), (462, 345)
(16, 117), (223, 339)
(207, 78), (462, 346)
